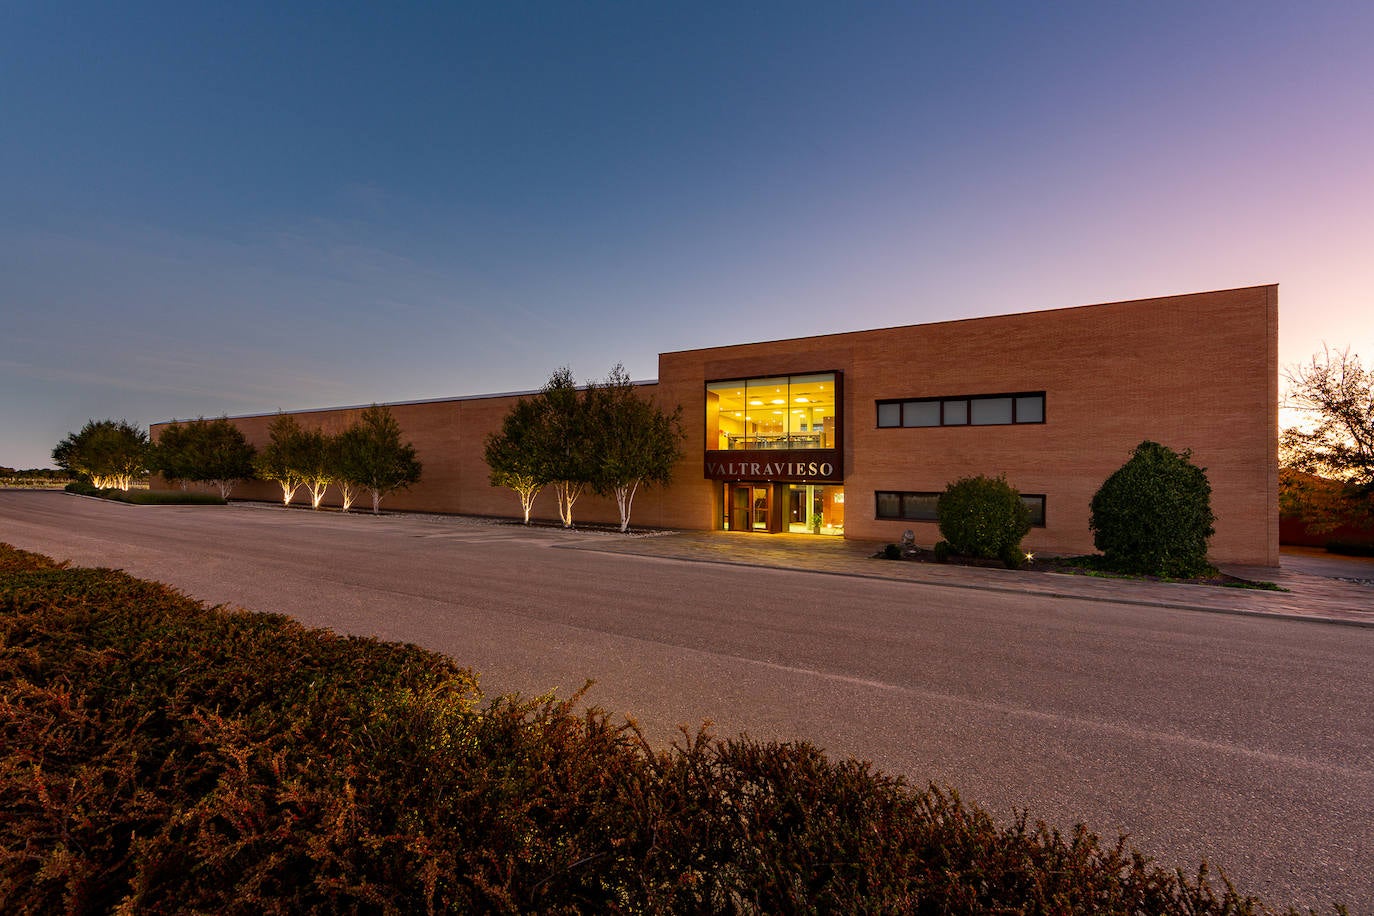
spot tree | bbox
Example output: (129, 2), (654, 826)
(295, 428), (335, 510)
(150, 420), (196, 490)
(155, 417), (256, 498)
(536, 367), (595, 528)
(335, 405), (422, 514)
(52, 419), (149, 491)
(1282, 346), (1374, 530)
(484, 398), (547, 524)
(586, 365), (685, 533)
(187, 417), (257, 499)
(1090, 440), (1215, 577)
(254, 414), (308, 506)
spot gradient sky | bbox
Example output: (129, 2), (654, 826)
(3, 2), (1371, 469)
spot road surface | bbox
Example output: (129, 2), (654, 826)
(1, 491), (1368, 910)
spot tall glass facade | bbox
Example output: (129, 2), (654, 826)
(705, 373), (837, 450)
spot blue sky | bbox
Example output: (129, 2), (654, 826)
(3, 2), (1372, 468)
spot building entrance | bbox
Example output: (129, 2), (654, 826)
(723, 482), (844, 534)
(726, 483), (771, 532)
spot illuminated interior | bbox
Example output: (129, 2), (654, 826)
(705, 372), (837, 450)
(721, 483), (845, 535)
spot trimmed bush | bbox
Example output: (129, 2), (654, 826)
(1091, 441), (1216, 577)
(0, 543), (1323, 913)
(937, 474), (1032, 565)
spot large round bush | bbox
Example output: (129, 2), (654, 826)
(1090, 440), (1215, 577)
(937, 474), (1032, 565)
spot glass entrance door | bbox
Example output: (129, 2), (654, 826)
(725, 483), (772, 532)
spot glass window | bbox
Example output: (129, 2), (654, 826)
(1015, 395), (1044, 423)
(709, 373), (837, 449)
(876, 491), (939, 521)
(903, 401), (941, 427)
(971, 397), (1013, 425)
(875, 392), (1045, 429)
(706, 380), (748, 450)
(901, 493), (940, 520)
(879, 490), (1043, 525)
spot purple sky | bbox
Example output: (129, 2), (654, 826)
(3, 2), (1371, 468)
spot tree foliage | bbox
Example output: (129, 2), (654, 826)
(153, 417), (256, 498)
(936, 474), (1032, 567)
(52, 419), (149, 491)
(294, 428), (335, 510)
(1281, 346), (1374, 530)
(537, 367), (595, 528)
(253, 414), (308, 506)
(483, 366), (684, 530)
(1090, 441), (1215, 577)
(335, 405), (422, 514)
(484, 399), (547, 524)
(586, 365), (685, 532)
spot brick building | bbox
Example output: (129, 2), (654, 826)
(153, 285), (1279, 565)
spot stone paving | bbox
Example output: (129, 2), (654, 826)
(562, 530), (1374, 627)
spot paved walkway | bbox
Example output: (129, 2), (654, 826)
(561, 530), (1374, 627)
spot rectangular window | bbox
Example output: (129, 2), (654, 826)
(708, 372), (838, 450)
(903, 400), (940, 427)
(876, 490), (1047, 527)
(970, 397), (1013, 425)
(875, 392), (1045, 428)
(874, 491), (940, 521)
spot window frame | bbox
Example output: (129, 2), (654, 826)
(875, 490), (1047, 527)
(875, 391), (1046, 428)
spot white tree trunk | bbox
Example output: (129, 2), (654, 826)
(307, 480), (328, 509)
(554, 481), (583, 528)
(614, 479), (641, 533)
(518, 484), (541, 524)
(280, 479), (302, 506)
(370, 489), (383, 514)
(338, 481), (356, 512)
(215, 479), (236, 499)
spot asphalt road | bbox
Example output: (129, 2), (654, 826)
(1, 491), (1369, 911)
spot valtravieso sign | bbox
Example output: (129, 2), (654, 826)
(704, 453), (842, 482)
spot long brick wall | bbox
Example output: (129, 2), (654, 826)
(153, 285), (1279, 565)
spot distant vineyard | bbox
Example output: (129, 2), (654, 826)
(0, 468), (74, 488)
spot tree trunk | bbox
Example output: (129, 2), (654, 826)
(371, 490), (382, 514)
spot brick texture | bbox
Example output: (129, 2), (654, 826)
(152, 286), (1279, 565)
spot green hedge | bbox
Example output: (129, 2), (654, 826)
(63, 480), (225, 505)
(0, 544), (1326, 913)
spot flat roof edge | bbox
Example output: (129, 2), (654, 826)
(657, 283), (1279, 358)
(151, 380), (660, 427)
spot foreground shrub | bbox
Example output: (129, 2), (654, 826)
(1091, 441), (1216, 577)
(937, 474), (1032, 565)
(0, 543), (1326, 913)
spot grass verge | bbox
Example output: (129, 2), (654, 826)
(0, 543), (1333, 913)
